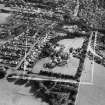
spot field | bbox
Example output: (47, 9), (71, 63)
(33, 38), (84, 76)
(0, 0), (105, 105)
(0, 78), (48, 105)
(76, 62), (105, 105)
(80, 57), (93, 83)
(0, 13), (11, 24)
(33, 57), (79, 76)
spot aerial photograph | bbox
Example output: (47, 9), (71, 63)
(0, 0), (105, 105)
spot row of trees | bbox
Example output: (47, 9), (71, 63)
(40, 70), (75, 80)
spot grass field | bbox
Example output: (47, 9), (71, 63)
(33, 57), (80, 76)
(80, 57), (93, 83)
(76, 62), (105, 105)
(33, 38), (84, 76)
(58, 38), (84, 52)
(0, 78), (48, 105)
(0, 13), (11, 24)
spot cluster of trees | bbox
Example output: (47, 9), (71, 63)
(97, 0), (105, 9)
(88, 51), (105, 67)
(75, 38), (89, 81)
(0, 67), (6, 79)
(51, 82), (78, 94)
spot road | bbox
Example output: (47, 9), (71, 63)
(87, 31), (102, 58)
(15, 22), (56, 71)
(75, 31), (105, 105)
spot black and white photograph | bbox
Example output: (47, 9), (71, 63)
(0, 0), (105, 105)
